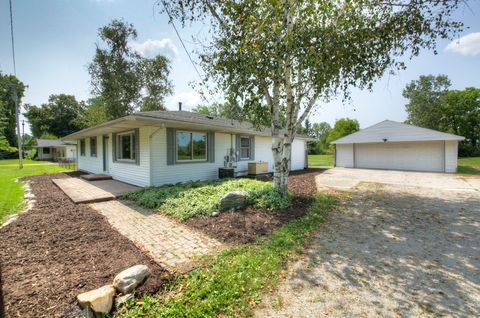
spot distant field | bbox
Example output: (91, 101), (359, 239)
(458, 157), (480, 175)
(308, 154), (334, 167)
(0, 160), (72, 224)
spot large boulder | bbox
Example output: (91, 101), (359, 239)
(113, 265), (150, 294)
(219, 191), (247, 211)
(77, 284), (115, 314)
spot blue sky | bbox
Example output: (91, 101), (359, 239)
(1, 0), (479, 134)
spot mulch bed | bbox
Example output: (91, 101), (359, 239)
(184, 168), (325, 243)
(0, 172), (170, 318)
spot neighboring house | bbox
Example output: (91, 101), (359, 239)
(332, 120), (464, 173)
(63, 111), (310, 187)
(35, 139), (77, 161)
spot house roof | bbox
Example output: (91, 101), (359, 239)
(331, 120), (465, 144)
(35, 139), (76, 148)
(63, 110), (314, 140)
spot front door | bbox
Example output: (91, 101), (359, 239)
(103, 135), (109, 173)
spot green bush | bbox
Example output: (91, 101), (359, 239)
(24, 148), (37, 160)
(123, 178), (292, 220)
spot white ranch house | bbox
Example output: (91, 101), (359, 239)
(332, 120), (464, 173)
(35, 139), (77, 161)
(64, 111), (309, 187)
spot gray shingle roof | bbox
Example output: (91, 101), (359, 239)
(332, 120), (464, 144)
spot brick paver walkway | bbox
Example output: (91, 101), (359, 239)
(89, 201), (223, 272)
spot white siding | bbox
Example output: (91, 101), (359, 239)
(108, 126), (151, 187)
(151, 129), (232, 185)
(335, 144), (354, 167)
(37, 148), (52, 160)
(236, 136), (274, 175)
(444, 141), (458, 173)
(65, 145), (77, 159)
(77, 137), (103, 174)
(291, 139), (306, 170)
(354, 141), (444, 172)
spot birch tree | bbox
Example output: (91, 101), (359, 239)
(164, 0), (464, 194)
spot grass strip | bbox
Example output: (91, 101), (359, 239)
(118, 193), (337, 318)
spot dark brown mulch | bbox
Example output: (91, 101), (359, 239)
(0, 173), (170, 318)
(184, 168), (325, 244)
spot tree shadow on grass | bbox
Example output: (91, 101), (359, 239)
(288, 187), (480, 316)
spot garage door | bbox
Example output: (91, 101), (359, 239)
(354, 141), (444, 172)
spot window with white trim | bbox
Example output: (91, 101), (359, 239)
(116, 131), (136, 161)
(240, 136), (251, 159)
(176, 131), (207, 161)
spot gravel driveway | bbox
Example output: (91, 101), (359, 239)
(256, 182), (480, 317)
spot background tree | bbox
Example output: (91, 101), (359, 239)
(24, 94), (86, 138)
(311, 122), (332, 154)
(88, 19), (173, 119)
(81, 97), (108, 128)
(192, 101), (244, 120)
(439, 87), (480, 156)
(403, 74), (451, 129)
(327, 118), (360, 145)
(0, 72), (26, 147)
(166, 0), (464, 194)
(404, 75), (480, 157)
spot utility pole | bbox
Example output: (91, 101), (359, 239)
(13, 85), (23, 169)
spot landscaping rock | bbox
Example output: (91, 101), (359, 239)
(219, 191), (247, 211)
(77, 284), (115, 314)
(113, 265), (149, 294)
(212, 211), (220, 217)
(115, 293), (134, 307)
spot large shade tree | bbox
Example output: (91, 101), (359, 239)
(165, 0), (464, 193)
(88, 19), (173, 119)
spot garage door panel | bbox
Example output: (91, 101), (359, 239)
(355, 142), (444, 172)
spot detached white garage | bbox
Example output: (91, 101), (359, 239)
(332, 120), (464, 173)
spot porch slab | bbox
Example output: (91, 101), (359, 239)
(53, 178), (116, 203)
(84, 179), (140, 197)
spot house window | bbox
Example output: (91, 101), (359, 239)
(176, 131), (207, 161)
(116, 131), (136, 161)
(240, 137), (251, 159)
(43, 147), (50, 154)
(80, 139), (86, 156)
(90, 137), (97, 157)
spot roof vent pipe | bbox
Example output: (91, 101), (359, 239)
(179, 102), (182, 111)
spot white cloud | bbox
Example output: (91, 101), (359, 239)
(169, 91), (203, 110)
(129, 38), (179, 59)
(445, 32), (480, 56)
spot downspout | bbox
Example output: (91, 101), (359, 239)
(149, 126), (163, 186)
(443, 140), (446, 173)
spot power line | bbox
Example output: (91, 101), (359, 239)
(158, 0), (203, 82)
(9, 0), (17, 75)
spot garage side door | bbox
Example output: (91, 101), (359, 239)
(355, 141), (444, 172)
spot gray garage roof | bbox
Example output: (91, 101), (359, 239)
(331, 120), (465, 144)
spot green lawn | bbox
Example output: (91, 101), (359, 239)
(458, 157), (480, 175)
(308, 154), (334, 167)
(0, 159), (72, 224)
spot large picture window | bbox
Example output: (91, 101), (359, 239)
(116, 131), (136, 161)
(42, 147), (50, 155)
(240, 137), (251, 159)
(80, 139), (86, 156)
(90, 137), (97, 157)
(176, 131), (207, 161)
